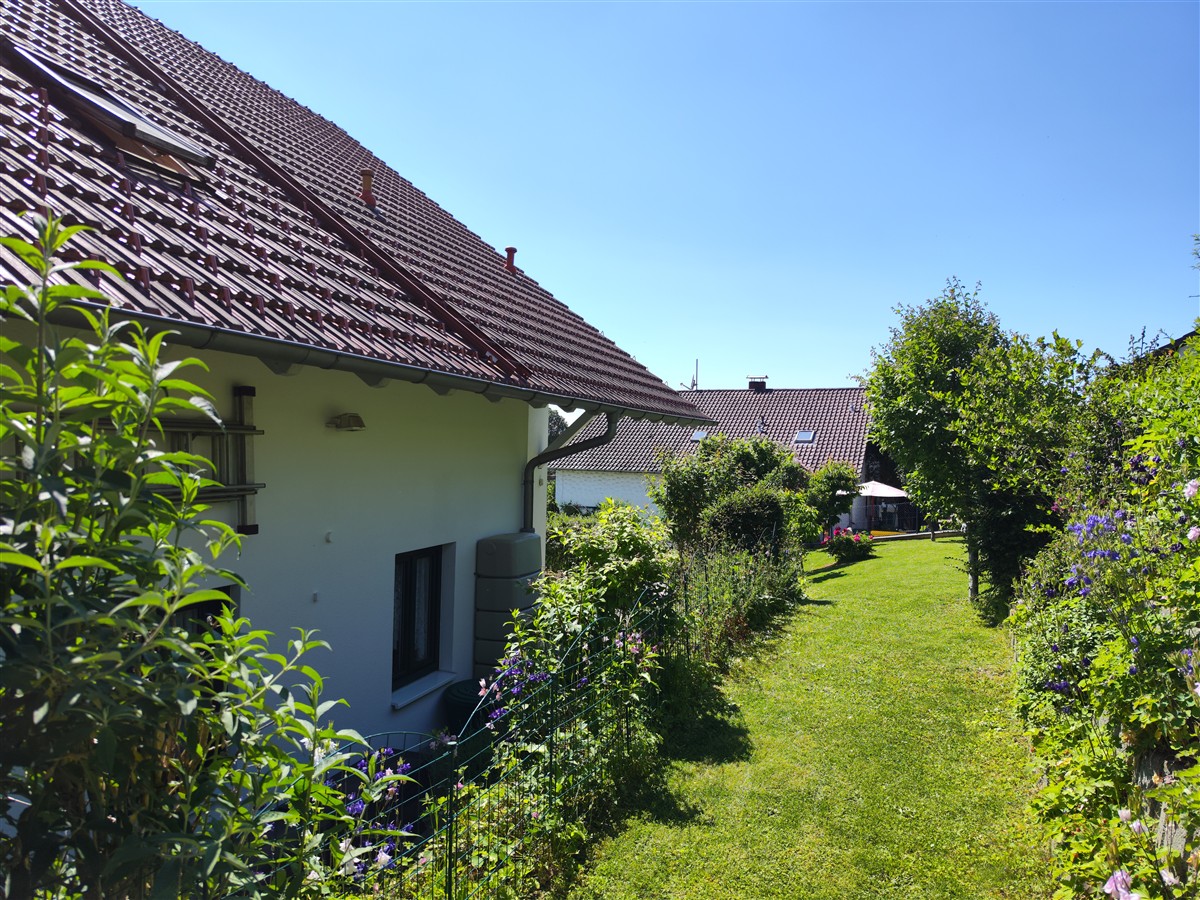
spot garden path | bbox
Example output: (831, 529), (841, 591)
(570, 538), (1051, 899)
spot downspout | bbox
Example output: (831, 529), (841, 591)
(521, 411), (620, 533)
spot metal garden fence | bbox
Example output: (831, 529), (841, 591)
(344, 602), (664, 899)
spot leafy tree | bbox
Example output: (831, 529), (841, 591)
(866, 279), (1003, 603)
(650, 434), (810, 551)
(805, 460), (860, 537)
(868, 280), (1116, 618)
(548, 407), (569, 444)
(0, 216), (405, 897)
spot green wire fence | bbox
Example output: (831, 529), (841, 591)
(341, 602), (664, 899)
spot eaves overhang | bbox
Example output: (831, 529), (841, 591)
(51, 303), (713, 427)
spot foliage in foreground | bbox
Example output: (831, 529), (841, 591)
(0, 217), (405, 898)
(1012, 332), (1200, 898)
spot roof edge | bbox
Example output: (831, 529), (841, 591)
(50, 303), (711, 426)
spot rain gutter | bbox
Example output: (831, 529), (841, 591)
(521, 411), (620, 533)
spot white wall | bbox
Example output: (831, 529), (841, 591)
(179, 346), (544, 738)
(555, 469), (658, 513)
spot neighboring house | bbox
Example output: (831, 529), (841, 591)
(554, 377), (901, 530)
(0, 0), (705, 736)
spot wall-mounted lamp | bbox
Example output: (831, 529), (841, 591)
(327, 413), (367, 432)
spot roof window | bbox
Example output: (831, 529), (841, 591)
(793, 430), (816, 444)
(691, 429), (707, 442)
(11, 43), (212, 172)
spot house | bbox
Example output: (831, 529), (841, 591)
(0, 0), (706, 737)
(554, 377), (909, 530)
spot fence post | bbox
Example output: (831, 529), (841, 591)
(445, 742), (458, 900)
(547, 667), (557, 814)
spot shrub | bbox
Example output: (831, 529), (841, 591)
(822, 528), (875, 563)
(702, 482), (791, 556)
(545, 500), (671, 611)
(651, 434), (810, 551)
(1010, 327), (1200, 898)
(0, 216), (405, 897)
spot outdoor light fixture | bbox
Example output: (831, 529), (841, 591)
(327, 413), (367, 432)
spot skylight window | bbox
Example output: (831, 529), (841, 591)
(13, 43), (212, 167)
(793, 430), (816, 444)
(691, 429), (707, 442)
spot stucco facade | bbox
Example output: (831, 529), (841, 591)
(178, 345), (548, 738)
(556, 470), (658, 513)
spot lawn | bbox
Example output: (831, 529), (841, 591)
(569, 538), (1051, 899)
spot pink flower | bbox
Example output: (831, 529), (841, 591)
(1185, 479), (1199, 500)
(1118, 808), (1133, 822)
(1130, 819), (1148, 835)
(1188, 525), (1200, 542)
(1161, 868), (1180, 887)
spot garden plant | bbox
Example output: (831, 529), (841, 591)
(0, 217), (407, 898)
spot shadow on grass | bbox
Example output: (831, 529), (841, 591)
(654, 659), (752, 766)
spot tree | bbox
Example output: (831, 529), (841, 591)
(866, 279), (1003, 604)
(650, 434), (810, 551)
(548, 407), (569, 444)
(867, 279), (1112, 618)
(805, 460), (860, 537)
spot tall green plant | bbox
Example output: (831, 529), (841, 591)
(0, 216), (405, 897)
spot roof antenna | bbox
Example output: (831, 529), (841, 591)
(680, 359), (698, 391)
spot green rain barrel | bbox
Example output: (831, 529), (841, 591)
(443, 679), (484, 735)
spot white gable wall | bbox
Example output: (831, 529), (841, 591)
(555, 469), (658, 513)
(177, 345), (547, 739)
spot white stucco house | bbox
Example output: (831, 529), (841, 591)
(0, 0), (706, 737)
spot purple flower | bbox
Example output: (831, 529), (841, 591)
(1103, 869), (1134, 899)
(1185, 479), (1199, 501)
(1189, 526), (1200, 542)
(346, 796), (366, 817)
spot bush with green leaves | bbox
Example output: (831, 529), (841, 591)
(650, 434), (810, 552)
(821, 527), (875, 564)
(1011, 329), (1200, 899)
(545, 500), (672, 611)
(805, 460), (860, 537)
(0, 216), (407, 898)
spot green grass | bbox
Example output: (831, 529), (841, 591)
(569, 538), (1051, 900)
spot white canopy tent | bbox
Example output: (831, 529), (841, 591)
(857, 481), (908, 499)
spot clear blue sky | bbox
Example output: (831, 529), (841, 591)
(134, 0), (1199, 390)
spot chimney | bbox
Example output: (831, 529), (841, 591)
(747, 375), (768, 393)
(359, 169), (377, 207)
(504, 246), (517, 273)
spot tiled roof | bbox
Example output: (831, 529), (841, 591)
(0, 0), (705, 424)
(554, 387), (871, 474)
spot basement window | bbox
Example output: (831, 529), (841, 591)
(11, 43), (212, 176)
(793, 430), (816, 444)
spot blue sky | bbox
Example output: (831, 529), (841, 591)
(134, 0), (1199, 390)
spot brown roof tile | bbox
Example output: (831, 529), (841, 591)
(554, 387), (870, 475)
(0, 0), (704, 423)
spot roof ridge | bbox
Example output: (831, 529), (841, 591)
(60, 0), (529, 380)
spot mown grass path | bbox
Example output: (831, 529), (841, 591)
(571, 539), (1051, 899)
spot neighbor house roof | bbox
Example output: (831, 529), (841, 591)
(0, 0), (705, 424)
(555, 386), (870, 474)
